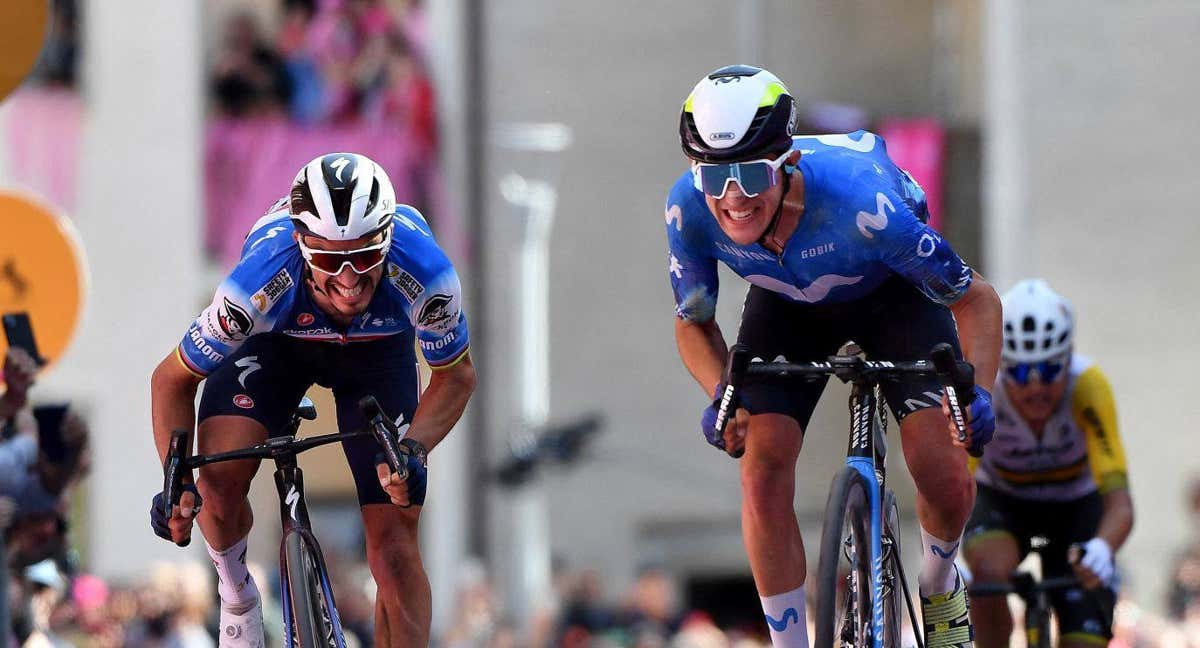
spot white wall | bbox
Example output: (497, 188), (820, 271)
(986, 0), (1200, 612)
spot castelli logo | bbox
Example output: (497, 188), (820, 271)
(297, 312), (315, 326)
(233, 394), (255, 409)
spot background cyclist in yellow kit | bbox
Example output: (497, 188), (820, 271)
(964, 279), (1133, 647)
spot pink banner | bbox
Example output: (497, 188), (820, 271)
(878, 118), (945, 232)
(205, 116), (450, 263)
(2, 88), (83, 213)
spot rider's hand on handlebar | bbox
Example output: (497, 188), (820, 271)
(376, 439), (428, 508)
(1069, 538), (1114, 590)
(701, 382), (750, 458)
(941, 385), (995, 454)
(150, 484), (202, 546)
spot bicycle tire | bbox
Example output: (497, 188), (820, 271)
(880, 489), (906, 647)
(284, 532), (338, 648)
(814, 466), (874, 648)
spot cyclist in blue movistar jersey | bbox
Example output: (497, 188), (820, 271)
(149, 153), (475, 648)
(667, 65), (1002, 648)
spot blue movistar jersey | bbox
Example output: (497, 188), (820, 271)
(177, 200), (469, 376)
(666, 130), (972, 322)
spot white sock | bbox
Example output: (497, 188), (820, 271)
(919, 527), (961, 595)
(760, 585), (809, 648)
(206, 536), (260, 613)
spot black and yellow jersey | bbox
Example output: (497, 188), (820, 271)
(972, 355), (1129, 501)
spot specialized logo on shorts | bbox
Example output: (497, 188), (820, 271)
(856, 192), (894, 239)
(386, 262), (424, 301)
(235, 356), (261, 389)
(296, 312), (315, 327)
(250, 268), (293, 312)
(232, 394), (255, 409)
(217, 297), (254, 340)
(417, 293), (456, 332)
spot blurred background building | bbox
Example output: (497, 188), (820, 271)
(0, 0), (1198, 645)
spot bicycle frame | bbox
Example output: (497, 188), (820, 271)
(844, 380), (890, 648)
(274, 450), (348, 647)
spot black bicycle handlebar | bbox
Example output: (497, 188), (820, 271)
(160, 397), (410, 537)
(713, 343), (979, 457)
(161, 429), (190, 546)
(358, 395), (408, 481)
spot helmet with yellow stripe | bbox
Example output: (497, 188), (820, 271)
(679, 65), (797, 164)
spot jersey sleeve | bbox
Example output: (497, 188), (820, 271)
(1072, 365), (1129, 494)
(175, 263), (291, 377)
(409, 266), (470, 368)
(848, 170), (973, 305)
(665, 175), (719, 322)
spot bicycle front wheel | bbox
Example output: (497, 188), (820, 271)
(284, 532), (340, 648)
(814, 466), (874, 648)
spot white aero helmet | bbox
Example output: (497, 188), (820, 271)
(1001, 278), (1074, 363)
(289, 152), (396, 240)
(679, 64), (796, 163)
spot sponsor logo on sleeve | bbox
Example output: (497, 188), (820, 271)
(417, 293), (457, 333)
(186, 322), (225, 364)
(419, 329), (459, 353)
(856, 192), (894, 239)
(250, 268), (294, 312)
(386, 263), (425, 301)
(217, 297), (254, 340)
(232, 394), (255, 409)
(296, 312), (315, 327)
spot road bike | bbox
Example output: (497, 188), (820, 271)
(162, 395), (406, 648)
(968, 538), (1110, 648)
(715, 342), (977, 648)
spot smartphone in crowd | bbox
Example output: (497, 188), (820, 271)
(3, 311), (46, 367)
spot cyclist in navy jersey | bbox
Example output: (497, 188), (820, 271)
(667, 65), (1002, 648)
(149, 153), (475, 647)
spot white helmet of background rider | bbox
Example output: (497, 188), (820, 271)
(289, 152), (396, 240)
(1001, 279), (1074, 363)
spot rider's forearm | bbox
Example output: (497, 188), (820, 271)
(675, 317), (728, 396)
(1096, 488), (1134, 551)
(407, 353), (476, 451)
(150, 351), (202, 469)
(949, 272), (1003, 391)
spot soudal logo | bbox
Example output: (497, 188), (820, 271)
(218, 297), (254, 339)
(233, 394), (255, 409)
(296, 312), (315, 327)
(420, 330), (458, 351)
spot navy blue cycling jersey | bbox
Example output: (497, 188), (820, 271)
(177, 199), (469, 376)
(665, 130), (972, 322)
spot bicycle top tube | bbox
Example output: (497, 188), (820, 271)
(184, 428), (373, 470)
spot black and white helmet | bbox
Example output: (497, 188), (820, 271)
(289, 153), (395, 240)
(1001, 278), (1074, 363)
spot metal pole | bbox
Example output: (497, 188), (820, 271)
(494, 122), (571, 629)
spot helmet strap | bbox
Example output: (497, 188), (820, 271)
(757, 171), (792, 250)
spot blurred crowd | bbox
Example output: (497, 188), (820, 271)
(210, 0), (437, 144)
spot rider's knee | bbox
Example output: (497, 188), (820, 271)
(367, 536), (423, 593)
(740, 462), (795, 513)
(196, 465), (254, 513)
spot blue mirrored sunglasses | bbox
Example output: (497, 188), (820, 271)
(1003, 356), (1068, 385)
(692, 151), (790, 199)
